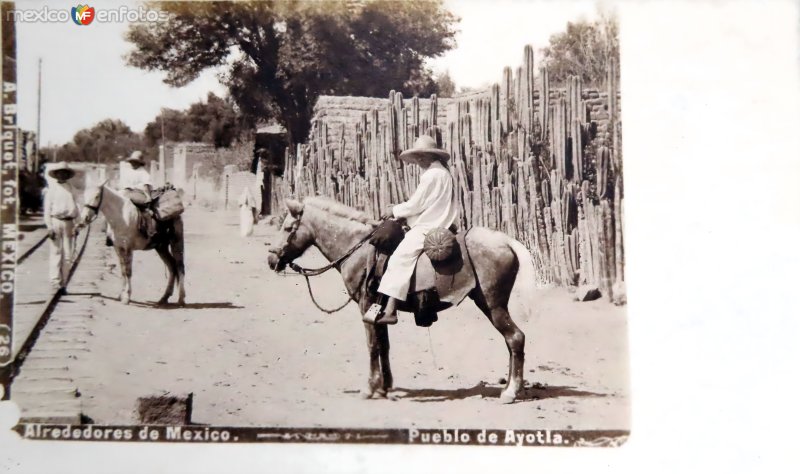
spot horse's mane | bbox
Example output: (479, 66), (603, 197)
(303, 196), (375, 228)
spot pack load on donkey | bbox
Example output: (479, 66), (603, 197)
(121, 183), (185, 251)
(152, 185), (184, 221)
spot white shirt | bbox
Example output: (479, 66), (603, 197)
(392, 162), (457, 230)
(43, 182), (79, 226)
(120, 167), (152, 190)
(237, 187), (256, 209)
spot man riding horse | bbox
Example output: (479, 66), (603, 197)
(119, 151), (157, 239)
(368, 135), (458, 325)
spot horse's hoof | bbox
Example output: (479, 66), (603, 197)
(121, 297), (130, 305)
(374, 388), (387, 399)
(177, 299), (186, 307)
(499, 391), (517, 404)
(359, 389), (374, 400)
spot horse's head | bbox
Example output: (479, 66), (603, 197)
(267, 199), (315, 272)
(81, 181), (108, 224)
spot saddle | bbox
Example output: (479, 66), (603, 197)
(122, 187), (182, 246)
(366, 226), (476, 327)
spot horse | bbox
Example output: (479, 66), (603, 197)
(267, 196), (535, 404)
(81, 183), (186, 306)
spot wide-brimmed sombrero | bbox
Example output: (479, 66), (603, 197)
(399, 135), (450, 164)
(125, 150), (145, 166)
(47, 161), (75, 179)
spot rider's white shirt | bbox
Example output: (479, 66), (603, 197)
(391, 162), (457, 230)
(120, 167), (152, 190)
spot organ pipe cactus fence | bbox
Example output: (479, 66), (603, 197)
(273, 46), (624, 303)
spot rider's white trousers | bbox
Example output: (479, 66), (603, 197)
(377, 227), (428, 301)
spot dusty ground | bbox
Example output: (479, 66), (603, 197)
(70, 205), (629, 430)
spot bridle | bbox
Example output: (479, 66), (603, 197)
(274, 213), (385, 314)
(83, 185), (104, 221)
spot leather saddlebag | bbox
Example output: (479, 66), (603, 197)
(153, 189), (184, 221)
(369, 219), (405, 254)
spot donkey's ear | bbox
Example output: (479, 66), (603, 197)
(286, 199), (304, 217)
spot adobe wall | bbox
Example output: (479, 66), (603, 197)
(311, 95), (453, 156)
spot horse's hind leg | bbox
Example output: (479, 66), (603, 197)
(471, 290), (526, 404)
(155, 244), (176, 305)
(171, 218), (186, 306)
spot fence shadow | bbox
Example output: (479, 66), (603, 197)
(389, 381), (606, 404)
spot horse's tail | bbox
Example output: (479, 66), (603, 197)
(507, 237), (542, 321)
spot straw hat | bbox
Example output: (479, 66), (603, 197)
(398, 135), (449, 165)
(47, 161), (75, 180)
(125, 150), (145, 166)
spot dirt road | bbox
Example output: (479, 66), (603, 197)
(70, 206), (629, 430)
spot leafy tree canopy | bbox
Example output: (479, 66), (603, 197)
(143, 92), (247, 148)
(46, 94), (248, 164)
(126, 0), (459, 143)
(49, 119), (145, 164)
(541, 11), (619, 87)
(434, 70), (456, 98)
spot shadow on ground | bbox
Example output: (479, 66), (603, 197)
(380, 382), (607, 403)
(63, 292), (243, 310)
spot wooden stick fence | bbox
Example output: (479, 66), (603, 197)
(274, 45), (624, 302)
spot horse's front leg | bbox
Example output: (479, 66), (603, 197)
(361, 322), (384, 399)
(114, 247), (133, 305)
(376, 325), (393, 393)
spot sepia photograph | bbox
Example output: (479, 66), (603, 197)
(0, 0), (629, 449)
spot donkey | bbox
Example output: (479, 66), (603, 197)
(267, 197), (535, 404)
(82, 183), (186, 306)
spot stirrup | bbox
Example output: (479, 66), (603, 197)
(375, 311), (398, 325)
(363, 303), (383, 324)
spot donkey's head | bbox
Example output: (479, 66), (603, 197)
(81, 181), (108, 224)
(267, 199), (316, 272)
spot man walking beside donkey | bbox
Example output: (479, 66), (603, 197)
(43, 162), (80, 292)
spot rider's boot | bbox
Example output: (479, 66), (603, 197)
(375, 297), (398, 325)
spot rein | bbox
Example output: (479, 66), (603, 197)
(300, 276), (354, 314)
(287, 228), (378, 275)
(84, 185), (104, 215)
(283, 217), (385, 314)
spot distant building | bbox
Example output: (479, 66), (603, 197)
(170, 142), (216, 189)
(254, 123), (288, 216)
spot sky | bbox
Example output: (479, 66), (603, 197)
(14, 0), (602, 146)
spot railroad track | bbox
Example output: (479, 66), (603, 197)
(9, 223), (93, 379)
(15, 233), (49, 265)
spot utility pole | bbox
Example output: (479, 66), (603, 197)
(160, 108), (166, 185)
(35, 58), (41, 171)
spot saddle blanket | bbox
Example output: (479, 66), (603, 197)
(370, 231), (476, 307)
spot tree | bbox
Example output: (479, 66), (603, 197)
(435, 70), (456, 98)
(143, 93), (246, 148)
(126, 0), (458, 143)
(54, 119), (146, 164)
(540, 11), (619, 86)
